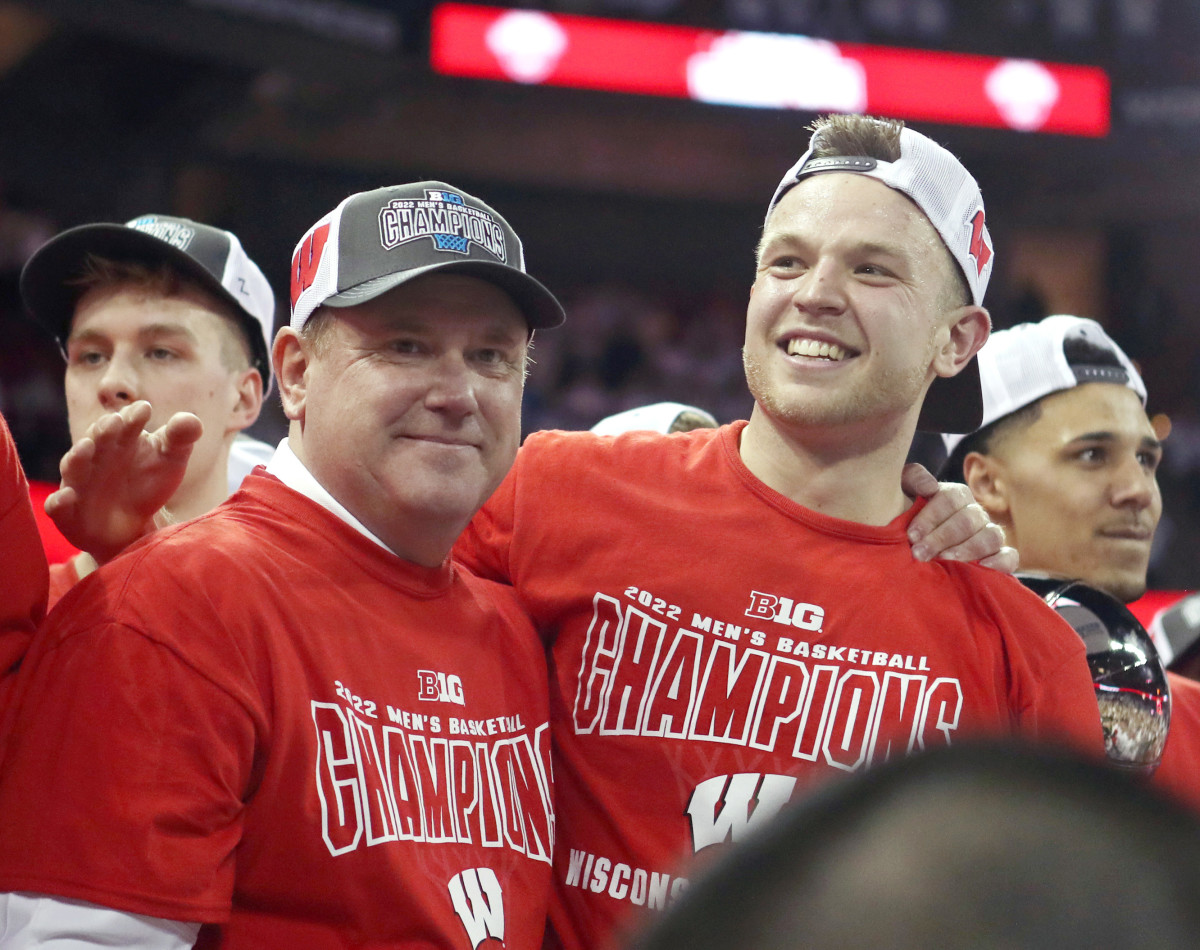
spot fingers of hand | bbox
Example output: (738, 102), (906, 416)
(89, 405), (147, 453)
(58, 437), (97, 483)
(911, 502), (998, 562)
(907, 481), (977, 544)
(899, 462), (938, 498)
(158, 412), (204, 454)
(43, 486), (77, 519)
(121, 400), (153, 429)
(978, 546), (1020, 575)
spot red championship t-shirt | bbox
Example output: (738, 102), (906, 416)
(0, 412), (47, 721)
(456, 422), (1104, 950)
(1153, 672), (1200, 812)
(0, 471), (554, 949)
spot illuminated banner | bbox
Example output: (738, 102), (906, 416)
(431, 3), (1109, 137)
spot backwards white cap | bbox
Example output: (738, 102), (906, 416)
(767, 125), (994, 307)
(942, 314), (1146, 458)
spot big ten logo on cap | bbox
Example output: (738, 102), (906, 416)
(290, 222), (331, 309)
(417, 669), (466, 706)
(746, 590), (825, 632)
(378, 189), (508, 262)
(129, 215), (196, 251)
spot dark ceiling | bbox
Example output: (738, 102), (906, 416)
(3, 0), (1200, 307)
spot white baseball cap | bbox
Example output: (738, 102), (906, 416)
(767, 123), (994, 433)
(942, 314), (1146, 458)
(767, 125), (994, 307)
(289, 181), (564, 332)
(590, 401), (718, 436)
(21, 214), (276, 391)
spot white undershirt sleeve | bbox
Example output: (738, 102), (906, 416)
(0, 892), (200, 949)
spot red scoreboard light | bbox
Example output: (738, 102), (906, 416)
(431, 3), (1110, 137)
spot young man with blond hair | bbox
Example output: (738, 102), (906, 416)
(456, 114), (1103, 949)
(20, 214), (273, 604)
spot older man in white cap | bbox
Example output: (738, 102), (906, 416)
(19, 214), (274, 606)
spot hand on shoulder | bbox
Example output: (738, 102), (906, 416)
(901, 463), (1018, 572)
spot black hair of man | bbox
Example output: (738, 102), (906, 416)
(940, 334), (1130, 483)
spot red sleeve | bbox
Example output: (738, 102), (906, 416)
(0, 412), (47, 698)
(993, 581), (1106, 758)
(0, 620), (257, 922)
(455, 445), (522, 585)
(27, 479), (81, 565)
(1017, 639), (1105, 757)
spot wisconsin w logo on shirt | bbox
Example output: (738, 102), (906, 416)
(449, 867), (505, 948)
(685, 773), (796, 852)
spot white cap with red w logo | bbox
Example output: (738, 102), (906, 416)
(767, 125), (994, 308)
(765, 121), (994, 433)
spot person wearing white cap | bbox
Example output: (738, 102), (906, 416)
(590, 401), (719, 436)
(454, 114), (1102, 950)
(0, 183), (563, 947)
(940, 314), (1200, 810)
(941, 314), (1161, 603)
(11, 123), (1060, 950)
(18, 214), (274, 607)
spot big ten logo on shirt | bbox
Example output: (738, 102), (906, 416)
(745, 590), (824, 632)
(572, 586), (963, 771)
(309, 675), (554, 866)
(449, 867), (505, 949)
(419, 669), (466, 706)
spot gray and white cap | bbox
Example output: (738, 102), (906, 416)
(942, 315), (1145, 457)
(21, 214), (276, 389)
(289, 181), (565, 331)
(766, 125), (994, 433)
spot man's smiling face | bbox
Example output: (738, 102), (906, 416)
(743, 172), (966, 436)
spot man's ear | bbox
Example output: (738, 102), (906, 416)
(274, 328), (310, 423)
(933, 306), (990, 380)
(962, 450), (1009, 519)
(227, 366), (264, 434)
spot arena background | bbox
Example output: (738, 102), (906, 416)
(2, 0), (1199, 596)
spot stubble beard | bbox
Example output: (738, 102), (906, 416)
(742, 341), (934, 430)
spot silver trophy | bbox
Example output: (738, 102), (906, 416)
(1019, 574), (1171, 775)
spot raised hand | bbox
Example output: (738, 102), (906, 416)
(45, 401), (202, 565)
